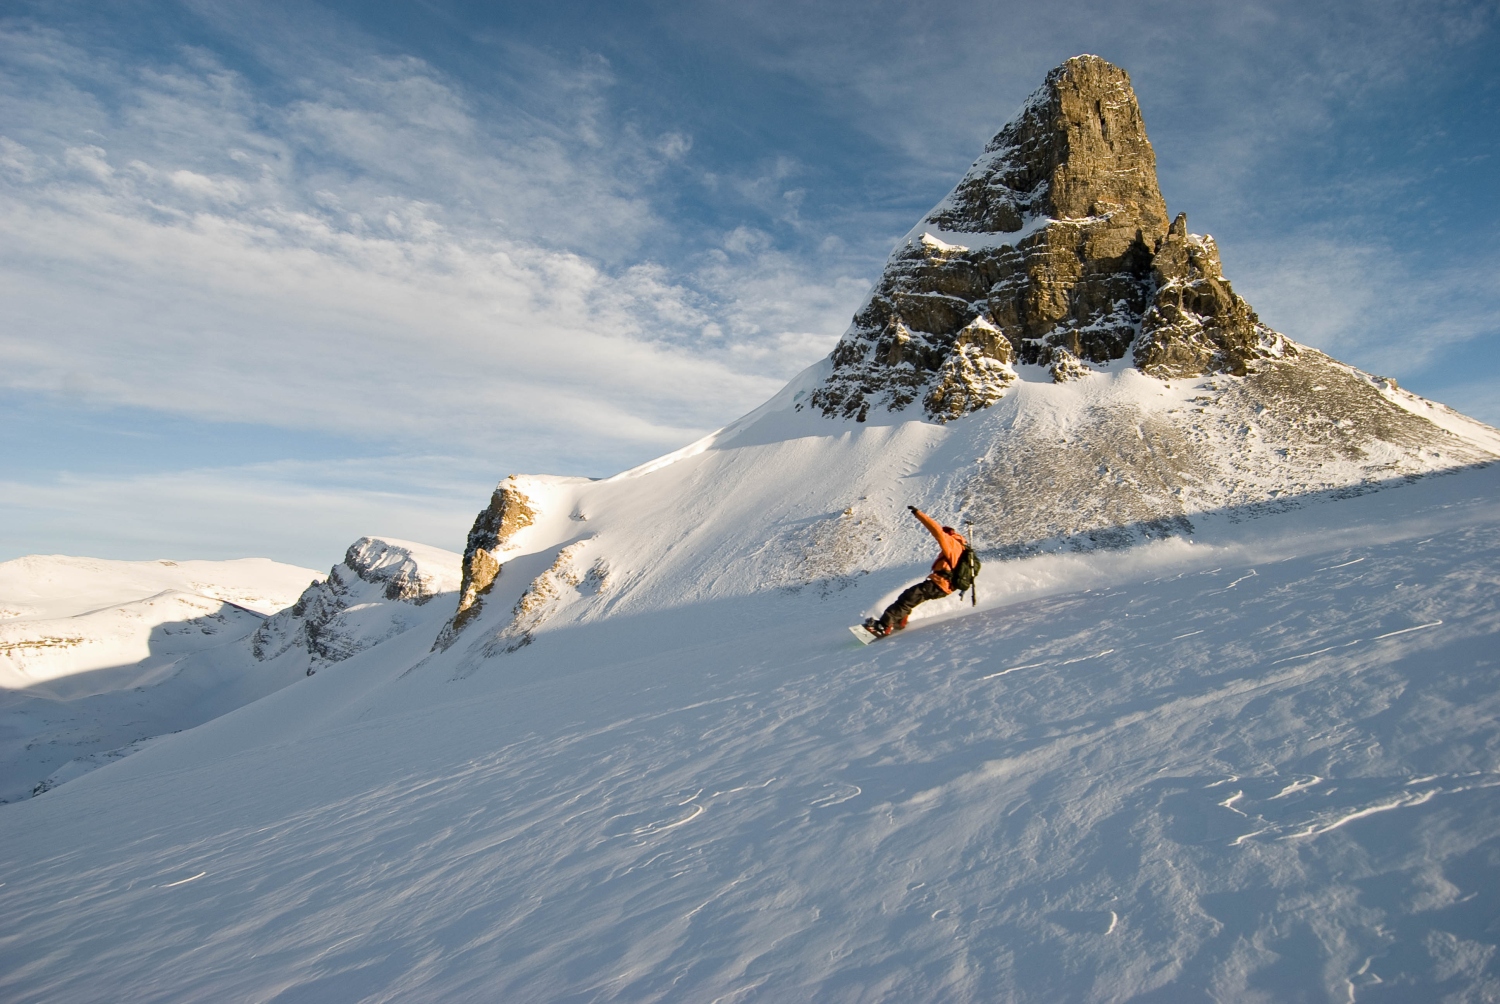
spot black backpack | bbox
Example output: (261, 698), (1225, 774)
(949, 546), (982, 604)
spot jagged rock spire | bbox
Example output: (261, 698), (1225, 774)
(1134, 212), (1274, 378)
(809, 55), (1288, 423)
(927, 54), (1169, 241)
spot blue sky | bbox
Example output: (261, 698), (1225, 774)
(2, 0), (1497, 568)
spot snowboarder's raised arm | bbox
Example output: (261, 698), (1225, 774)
(907, 506), (966, 568)
(908, 506), (946, 542)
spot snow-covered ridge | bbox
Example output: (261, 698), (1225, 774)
(0, 540), (458, 802)
(0, 553), (322, 802)
(0, 589), (265, 694)
(0, 555), (319, 694)
(254, 536), (459, 674)
(0, 554), (318, 622)
(340, 536), (460, 604)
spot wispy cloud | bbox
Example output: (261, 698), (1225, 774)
(0, 22), (866, 468)
(1229, 234), (1500, 379)
(0, 454), (488, 567)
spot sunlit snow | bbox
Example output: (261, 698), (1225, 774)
(2, 371), (1498, 998)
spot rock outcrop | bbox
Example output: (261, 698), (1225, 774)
(433, 478), (536, 650)
(476, 541), (612, 660)
(1133, 213), (1285, 377)
(809, 54), (1291, 422)
(253, 537), (460, 674)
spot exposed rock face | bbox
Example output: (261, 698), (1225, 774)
(252, 537), (459, 674)
(809, 54), (1289, 422)
(926, 315), (1017, 419)
(1134, 213), (1288, 377)
(928, 54), (1168, 239)
(433, 478), (536, 650)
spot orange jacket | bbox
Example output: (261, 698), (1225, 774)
(912, 508), (966, 594)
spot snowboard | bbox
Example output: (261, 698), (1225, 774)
(849, 624), (880, 645)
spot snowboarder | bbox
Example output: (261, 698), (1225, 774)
(863, 506), (976, 638)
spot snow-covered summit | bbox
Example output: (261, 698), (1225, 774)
(0, 554), (317, 695)
(0, 540), (459, 802)
(0, 554), (321, 802)
(0, 554), (316, 622)
(253, 536), (461, 674)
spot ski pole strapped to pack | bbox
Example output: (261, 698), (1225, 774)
(951, 546), (981, 605)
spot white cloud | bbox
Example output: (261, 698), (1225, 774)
(0, 456), (489, 569)
(1227, 233), (1500, 380)
(656, 132), (692, 160)
(0, 24), (868, 469)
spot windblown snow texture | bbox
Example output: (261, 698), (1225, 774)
(2, 462), (1500, 1001)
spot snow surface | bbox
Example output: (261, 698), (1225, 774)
(0, 555), (318, 802)
(1, 372), (1498, 999)
(0, 554), (318, 622)
(903, 218), (1054, 253)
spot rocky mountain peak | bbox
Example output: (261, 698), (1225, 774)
(927, 54), (1169, 241)
(252, 537), (460, 674)
(809, 55), (1289, 423)
(428, 60), (1497, 659)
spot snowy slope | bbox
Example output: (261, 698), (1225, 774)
(0, 543), (458, 803)
(1, 398), (1498, 999)
(0, 555), (320, 802)
(0, 555), (322, 694)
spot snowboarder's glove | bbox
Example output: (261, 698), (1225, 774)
(907, 505), (919, 515)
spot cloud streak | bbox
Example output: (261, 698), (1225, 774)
(0, 22), (866, 473)
(0, 454), (489, 567)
